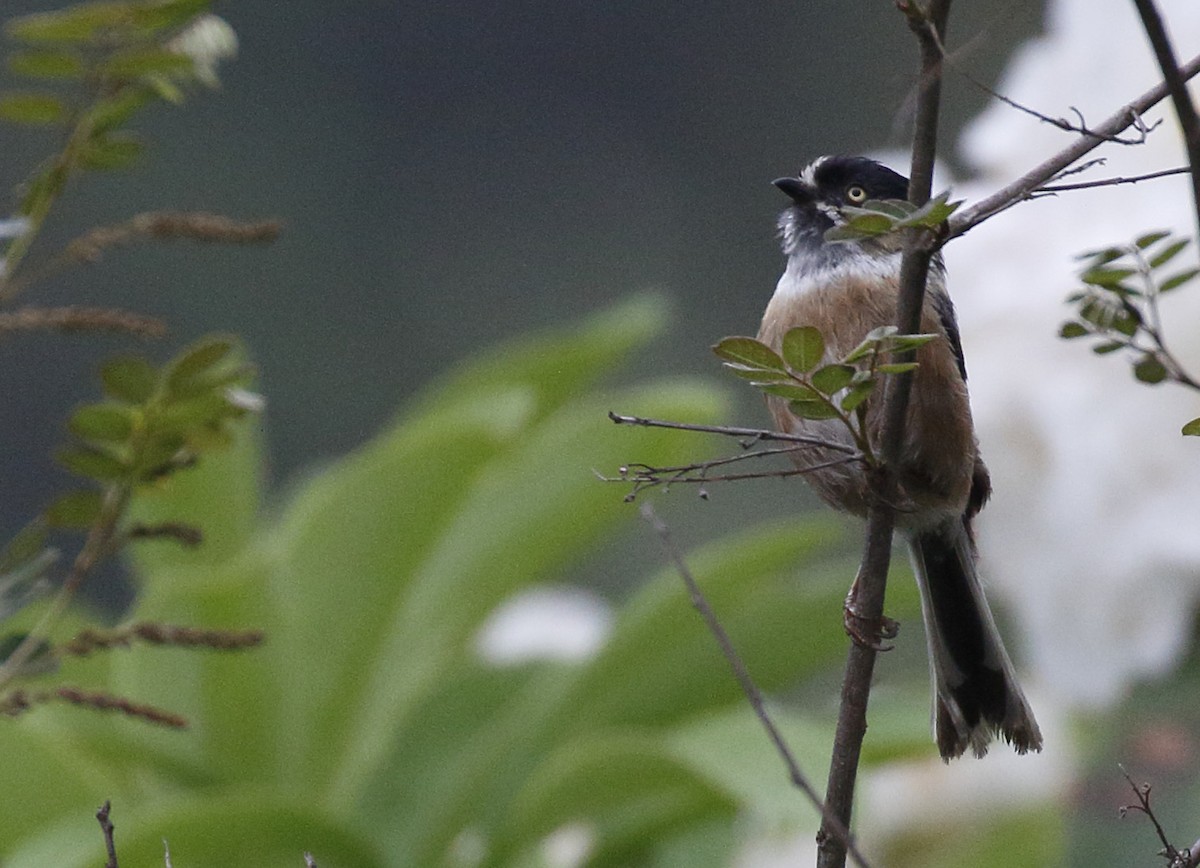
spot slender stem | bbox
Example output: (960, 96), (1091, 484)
(816, 3), (949, 866)
(641, 504), (875, 868)
(1130, 0), (1200, 242)
(0, 485), (128, 691)
(608, 411), (860, 454)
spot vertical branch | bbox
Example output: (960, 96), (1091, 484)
(815, 3), (950, 867)
(1130, 0), (1200, 240)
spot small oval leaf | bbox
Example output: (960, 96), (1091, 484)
(1133, 355), (1168, 384)
(712, 337), (786, 372)
(788, 398), (839, 420)
(101, 355), (158, 403)
(811, 363), (855, 394)
(44, 489), (103, 528)
(69, 403), (135, 442)
(1182, 417), (1200, 436)
(781, 326), (825, 373)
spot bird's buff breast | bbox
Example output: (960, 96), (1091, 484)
(756, 268), (978, 527)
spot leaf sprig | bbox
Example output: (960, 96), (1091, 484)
(713, 325), (935, 463)
(1060, 230), (1200, 435)
(824, 192), (961, 244)
(0, 336), (260, 691)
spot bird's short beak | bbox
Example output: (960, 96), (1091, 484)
(773, 176), (812, 203)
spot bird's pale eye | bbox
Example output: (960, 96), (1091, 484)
(845, 185), (867, 203)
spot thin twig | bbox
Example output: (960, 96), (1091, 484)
(1117, 766), (1200, 867)
(608, 411), (860, 454)
(96, 801), (119, 868)
(600, 447), (864, 501)
(1130, 0), (1200, 243)
(1038, 165), (1191, 193)
(0, 305), (167, 339)
(948, 50), (1200, 239)
(640, 503), (874, 868)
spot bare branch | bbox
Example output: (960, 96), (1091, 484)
(1037, 165), (1191, 194)
(640, 504), (875, 868)
(0, 305), (167, 339)
(1118, 766), (1198, 867)
(608, 411), (859, 454)
(1131, 0), (1200, 242)
(818, 3), (949, 866)
(97, 801), (119, 868)
(599, 446), (864, 501)
(948, 50), (1200, 239)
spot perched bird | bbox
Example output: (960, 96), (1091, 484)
(758, 155), (1042, 760)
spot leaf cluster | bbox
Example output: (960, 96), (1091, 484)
(824, 192), (960, 244)
(1060, 231), (1200, 435)
(713, 325), (934, 461)
(0, 337), (259, 684)
(56, 335), (256, 510)
(0, 0), (234, 291)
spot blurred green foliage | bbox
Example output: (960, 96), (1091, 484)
(0, 296), (939, 866)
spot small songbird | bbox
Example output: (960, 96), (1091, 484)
(759, 155), (1042, 760)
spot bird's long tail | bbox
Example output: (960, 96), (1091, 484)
(908, 519), (1043, 760)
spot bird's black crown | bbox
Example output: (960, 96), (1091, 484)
(775, 155), (909, 257)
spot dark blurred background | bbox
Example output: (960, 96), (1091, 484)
(0, 0), (1045, 549)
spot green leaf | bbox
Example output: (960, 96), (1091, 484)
(1148, 238), (1189, 269)
(1136, 230), (1170, 249)
(844, 327), (899, 363)
(6, 7), (122, 44)
(86, 88), (154, 133)
(780, 326), (825, 373)
(1182, 417), (1200, 436)
(44, 489), (104, 528)
(78, 132), (143, 170)
(1081, 266), (1136, 289)
(901, 191), (960, 228)
(0, 91), (68, 125)
(102, 48), (194, 80)
(56, 445), (128, 482)
(1091, 340), (1124, 355)
(788, 397), (839, 420)
(848, 199), (912, 220)
(165, 336), (236, 396)
(1076, 246), (1125, 265)
(840, 379), (875, 412)
(1159, 267), (1200, 293)
(877, 362), (920, 374)
(711, 336), (786, 373)
(0, 520), (49, 575)
(100, 354), (158, 403)
(68, 402), (135, 442)
(888, 333), (937, 352)
(723, 365), (793, 383)
(1133, 355), (1168, 384)
(7, 50), (84, 79)
(825, 212), (895, 242)
(757, 382), (819, 401)
(810, 363), (855, 394)
(1059, 321), (1090, 339)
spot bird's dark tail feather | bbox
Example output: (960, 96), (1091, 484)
(908, 520), (1042, 760)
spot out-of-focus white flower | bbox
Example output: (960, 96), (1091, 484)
(474, 586), (613, 665)
(949, 0), (1200, 705)
(540, 823), (595, 868)
(168, 14), (238, 88)
(0, 217), (31, 240)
